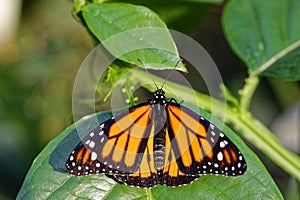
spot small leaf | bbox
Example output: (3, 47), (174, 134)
(81, 3), (186, 72)
(17, 106), (282, 199)
(222, 0), (300, 80)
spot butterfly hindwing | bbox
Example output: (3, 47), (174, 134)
(114, 133), (159, 187)
(161, 126), (200, 186)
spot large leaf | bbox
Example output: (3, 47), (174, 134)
(81, 3), (186, 72)
(222, 0), (300, 80)
(17, 105), (282, 199)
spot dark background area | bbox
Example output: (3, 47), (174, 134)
(0, 0), (298, 199)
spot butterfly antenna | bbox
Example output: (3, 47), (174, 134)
(137, 59), (159, 90)
(161, 59), (182, 89)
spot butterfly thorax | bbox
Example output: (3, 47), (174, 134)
(149, 89), (168, 171)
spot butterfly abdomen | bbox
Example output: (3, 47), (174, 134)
(154, 128), (166, 171)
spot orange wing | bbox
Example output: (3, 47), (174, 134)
(162, 103), (246, 185)
(65, 103), (158, 181)
(114, 132), (159, 187)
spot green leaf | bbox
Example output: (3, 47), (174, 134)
(17, 106), (282, 199)
(176, 0), (223, 3)
(110, 0), (224, 31)
(222, 0), (300, 80)
(81, 3), (186, 72)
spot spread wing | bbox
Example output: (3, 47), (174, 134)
(66, 103), (159, 187)
(161, 103), (247, 186)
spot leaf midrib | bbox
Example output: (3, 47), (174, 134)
(251, 39), (300, 76)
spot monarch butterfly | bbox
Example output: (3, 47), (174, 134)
(66, 88), (247, 187)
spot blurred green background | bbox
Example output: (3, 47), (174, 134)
(0, 0), (298, 199)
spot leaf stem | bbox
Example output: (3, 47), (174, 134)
(147, 188), (153, 200)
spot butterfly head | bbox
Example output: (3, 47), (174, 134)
(150, 89), (167, 105)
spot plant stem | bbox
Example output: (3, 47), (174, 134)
(239, 76), (260, 112)
(237, 112), (300, 180)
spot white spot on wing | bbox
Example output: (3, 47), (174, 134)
(85, 140), (91, 145)
(89, 141), (95, 148)
(90, 132), (94, 137)
(100, 137), (104, 143)
(217, 152), (223, 161)
(239, 155), (243, 160)
(220, 141), (226, 148)
(91, 152), (97, 161)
